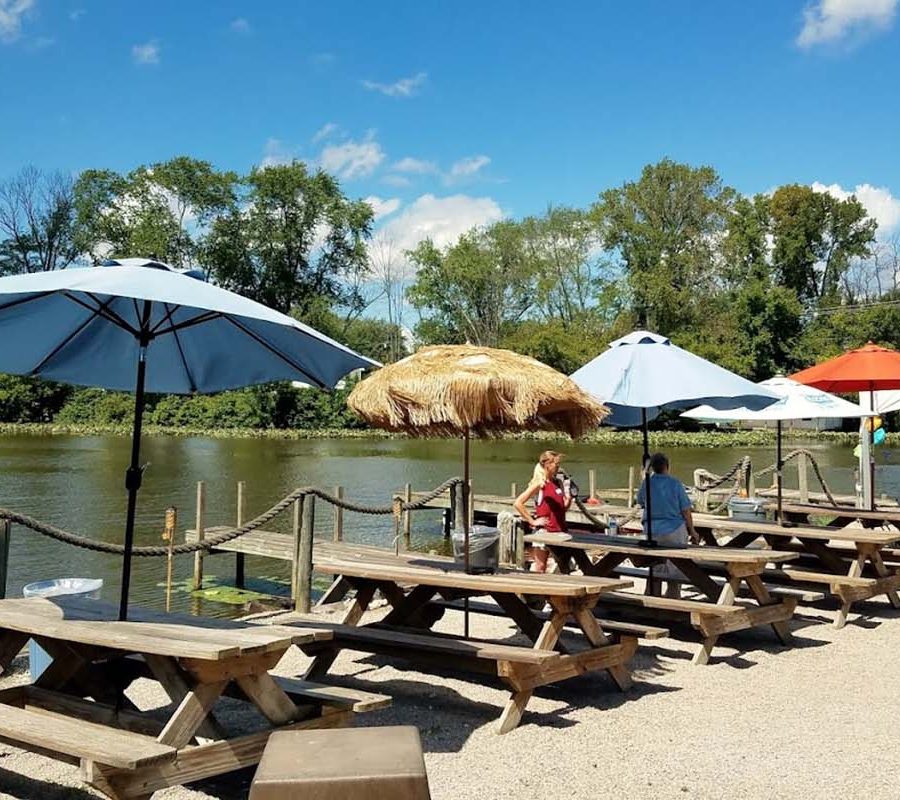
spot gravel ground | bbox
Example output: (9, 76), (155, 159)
(1, 594), (899, 800)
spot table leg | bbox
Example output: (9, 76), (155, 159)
(692, 577), (741, 666)
(744, 574), (792, 645)
(571, 599), (632, 691)
(580, 551), (626, 578)
(157, 679), (228, 748)
(304, 579), (377, 680)
(382, 584), (440, 627)
(669, 559), (721, 602)
(235, 671), (300, 725)
(862, 545), (900, 608)
(490, 592), (544, 641)
(145, 654), (226, 741)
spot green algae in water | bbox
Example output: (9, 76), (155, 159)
(158, 574), (331, 606)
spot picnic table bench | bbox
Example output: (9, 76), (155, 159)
(0, 597), (388, 799)
(692, 513), (900, 628)
(290, 554), (638, 733)
(526, 532), (799, 665)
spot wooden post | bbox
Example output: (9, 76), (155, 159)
(451, 483), (464, 533)
(798, 452), (809, 503)
(332, 486), (343, 542)
(163, 507), (177, 613)
(403, 483), (412, 547)
(627, 467), (635, 508)
(468, 480), (474, 528)
(588, 469), (596, 500)
(510, 482), (518, 498)
(235, 481), (245, 590)
(192, 481), (206, 591)
(291, 496), (305, 612)
(515, 520), (526, 568)
(294, 496), (314, 614)
(0, 519), (10, 601)
(747, 470), (756, 497)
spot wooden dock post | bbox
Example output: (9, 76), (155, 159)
(588, 469), (596, 500)
(627, 467), (635, 508)
(0, 519), (10, 600)
(403, 483), (412, 547)
(333, 486), (344, 542)
(510, 482), (518, 498)
(293, 496), (314, 614)
(798, 453), (809, 503)
(451, 483), (464, 533)
(163, 507), (177, 613)
(235, 481), (246, 589)
(192, 481), (206, 591)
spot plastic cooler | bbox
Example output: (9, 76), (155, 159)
(22, 578), (103, 680)
(727, 497), (767, 522)
(451, 525), (500, 573)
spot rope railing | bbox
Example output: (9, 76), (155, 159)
(0, 477), (464, 558)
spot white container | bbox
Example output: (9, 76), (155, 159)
(727, 497), (767, 523)
(23, 578), (103, 680)
(451, 525), (500, 573)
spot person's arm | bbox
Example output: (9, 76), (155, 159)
(678, 484), (699, 544)
(514, 483), (548, 528)
(561, 476), (574, 510)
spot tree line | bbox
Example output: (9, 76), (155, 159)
(1, 156), (897, 430)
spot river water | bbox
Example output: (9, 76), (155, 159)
(1, 432), (898, 616)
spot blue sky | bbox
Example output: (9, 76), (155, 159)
(2, 0), (900, 251)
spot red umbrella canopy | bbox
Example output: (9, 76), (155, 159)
(790, 342), (900, 392)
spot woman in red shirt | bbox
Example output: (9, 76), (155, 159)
(513, 450), (573, 572)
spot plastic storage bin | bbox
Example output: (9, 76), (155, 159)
(451, 525), (500, 573)
(727, 497), (767, 523)
(22, 578), (103, 680)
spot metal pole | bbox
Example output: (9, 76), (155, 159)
(463, 428), (471, 638)
(640, 409), (655, 548)
(0, 519), (10, 601)
(870, 386), (877, 511)
(776, 420), (783, 525)
(119, 301), (152, 622)
(333, 486), (344, 542)
(164, 506), (177, 612)
(235, 481), (245, 589)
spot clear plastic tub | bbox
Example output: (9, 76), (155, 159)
(23, 578), (103, 680)
(727, 497), (767, 522)
(451, 525), (500, 573)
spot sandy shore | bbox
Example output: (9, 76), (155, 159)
(1, 593), (898, 800)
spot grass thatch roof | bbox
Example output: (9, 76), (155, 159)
(348, 344), (608, 438)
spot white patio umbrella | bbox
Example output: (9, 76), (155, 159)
(682, 377), (867, 521)
(571, 331), (779, 544)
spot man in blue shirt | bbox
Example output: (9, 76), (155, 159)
(636, 453), (700, 598)
(636, 453), (699, 546)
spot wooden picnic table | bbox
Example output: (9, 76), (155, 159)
(0, 597), (389, 800)
(527, 532), (800, 665)
(776, 501), (900, 529)
(692, 513), (900, 628)
(294, 554), (638, 734)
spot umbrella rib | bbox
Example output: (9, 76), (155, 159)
(63, 293), (140, 337)
(152, 310), (222, 337)
(222, 314), (327, 388)
(29, 295), (117, 376)
(161, 302), (198, 393)
(0, 291), (53, 313)
(84, 291), (141, 334)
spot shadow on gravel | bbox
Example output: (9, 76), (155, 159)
(0, 768), (98, 800)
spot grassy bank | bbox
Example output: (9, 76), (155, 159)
(0, 422), (879, 447)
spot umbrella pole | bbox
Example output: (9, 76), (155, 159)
(639, 409), (657, 552)
(870, 387), (877, 511)
(776, 420), (783, 525)
(119, 303), (152, 622)
(463, 428), (470, 638)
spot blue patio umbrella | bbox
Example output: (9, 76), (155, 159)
(571, 331), (779, 544)
(0, 258), (378, 618)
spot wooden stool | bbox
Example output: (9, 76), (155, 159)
(250, 726), (431, 800)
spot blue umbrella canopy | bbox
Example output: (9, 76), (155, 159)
(0, 259), (378, 619)
(0, 258), (377, 392)
(571, 331), (779, 428)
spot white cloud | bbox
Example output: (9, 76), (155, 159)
(445, 155), (491, 184)
(230, 17), (250, 34)
(0, 0), (34, 42)
(392, 157), (438, 175)
(312, 122), (341, 143)
(382, 174), (412, 188)
(364, 195), (401, 221)
(260, 138), (298, 167)
(797, 0), (897, 48)
(132, 40), (160, 65)
(320, 133), (385, 180)
(361, 71), (427, 98)
(811, 181), (900, 235)
(378, 193), (504, 253)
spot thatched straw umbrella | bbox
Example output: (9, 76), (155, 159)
(348, 344), (608, 631)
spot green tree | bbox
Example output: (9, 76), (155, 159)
(407, 221), (537, 346)
(593, 158), (735, 333)
(770, 185), (876, 306)
(205, 162), (373, 315)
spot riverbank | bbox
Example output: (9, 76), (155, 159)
(0, 422), (875, 447)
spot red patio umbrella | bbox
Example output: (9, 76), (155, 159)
(791, 342), (900, 508)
